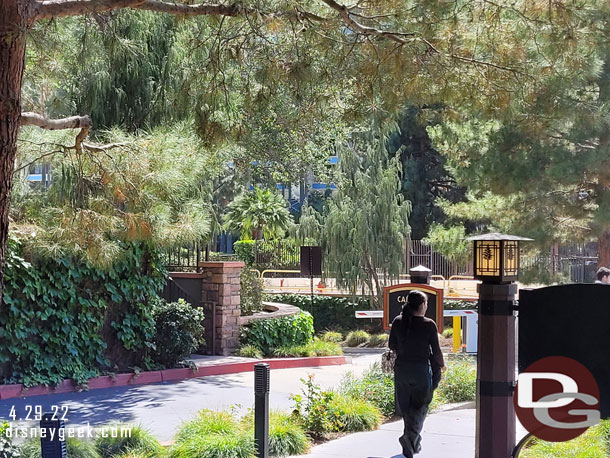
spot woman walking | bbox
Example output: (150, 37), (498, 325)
(389, 290), (445, 458)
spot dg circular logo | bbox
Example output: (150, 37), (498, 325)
(514, 356), (600, 442)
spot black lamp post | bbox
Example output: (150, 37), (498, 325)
(467, 232), (532, 458)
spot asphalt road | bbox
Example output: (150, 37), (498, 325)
(0, 351), (383, 442)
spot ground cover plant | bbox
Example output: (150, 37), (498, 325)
(241, 410), (310, 457)
(365, 334), (389, 348)
(290, 375), (382, 439)
(436, 360), (477, 404)
(520, 420), (610, 458)
(236, 345), (264, 359)
(273, 339), (342, 357)
(95, 424), (165, 458)
(344, 331), (370, 347)
(339, 363), (395, 418)
(20, 437), (101, 458)
(170, 410), (254, 458)
(320, 331), (343, 343)
(171, 409), (310, 458)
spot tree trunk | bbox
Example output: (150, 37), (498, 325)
(598, 231), (610, 269)
(0, 0), (29, 303)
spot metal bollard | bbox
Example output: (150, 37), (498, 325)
(254, 363), (270, 458)
(40, 413), (67, 458)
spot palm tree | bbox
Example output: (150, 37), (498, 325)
(224, 187), (292, 240)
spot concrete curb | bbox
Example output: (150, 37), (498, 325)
(0, 356), (348, 400)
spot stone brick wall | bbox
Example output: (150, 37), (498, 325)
(199, 261), (244, 356)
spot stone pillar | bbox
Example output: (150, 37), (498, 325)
(199, 261), (245, 356)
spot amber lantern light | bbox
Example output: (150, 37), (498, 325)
(467, 233), (533, 284)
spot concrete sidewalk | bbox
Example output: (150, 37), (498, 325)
(291, 406), (528, 458)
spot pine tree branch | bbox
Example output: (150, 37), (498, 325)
(320, 0), (415, 44)
(31, 0), (258, 21)
(132, 1), (252, 17)
(20, 112), (92, 131)
(320, 0), (526, 75)
(20, 112), (92, 153)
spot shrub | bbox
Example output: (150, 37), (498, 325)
(169, 433), (255, 458)
(241, 312), (314, 355)
(265, 294), (378, 333)
(236, 345), (264, 359)
(170, 410), (254, 458)
(320, 331), (343, 343)
(290, 376), (341, 437)
(21, 438), (101, 458)
(241, 411), (309, 457)
(240, 268), (264, 316)
(442, 328), (453, 338)
(233, 240), (255, 266)
(151, 298), (205, 367)
(290, 375), (380, 437)
(1, 421), (19, 458)
(366, 334), (389, 347)
(268, 412), (309, 457)
(273, 339), (342, 357)
(339, 363), (395, 417)
(444, 300), (476, 310)
(95, 424), (164, 458)
(328, 394), (382, 432)
(175, 411), (237, 442)
(437, 361), (477, 403)
(345, 330), (370, 347)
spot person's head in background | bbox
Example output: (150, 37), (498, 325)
(402, 290), (428, 317)
(596, 267), (610, 284)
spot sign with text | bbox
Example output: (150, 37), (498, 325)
(383, 284), (443, 331)
(519, 284), (610, 419)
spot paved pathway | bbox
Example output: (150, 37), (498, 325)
(0, 352), (382, 442)
(291, 405), (528, 458)
(290, 408), (476, 458)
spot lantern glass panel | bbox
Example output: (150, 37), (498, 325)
(503, 241), (519, 277)
(475, 240), (501, 277)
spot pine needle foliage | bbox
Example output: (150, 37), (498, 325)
(13, 124), (215, 267)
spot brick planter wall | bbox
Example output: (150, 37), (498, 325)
(199, 261), (245, 355)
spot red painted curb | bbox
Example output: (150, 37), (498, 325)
(0, 356), (347, 400)
(0, 383), (24, 400)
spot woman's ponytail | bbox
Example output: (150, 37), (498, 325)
(400, 290), (427, 333)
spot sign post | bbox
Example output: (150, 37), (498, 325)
(300, 246), (322, 308)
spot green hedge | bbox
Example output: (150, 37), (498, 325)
(240, 311), (314, 355)
(266, 294), (378, 333)
(0, 237), (165, 387)
(151, 298), (205, 367)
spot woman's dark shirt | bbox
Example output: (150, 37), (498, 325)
(389, 315), (445, 387)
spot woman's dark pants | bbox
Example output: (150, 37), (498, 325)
(395, 362), (433, 458)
